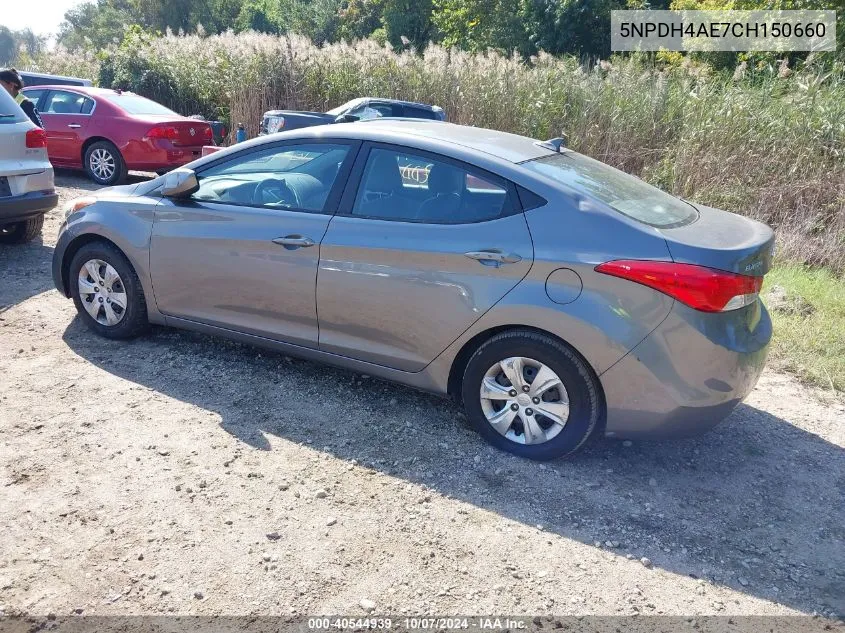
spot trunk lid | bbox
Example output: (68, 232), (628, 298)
(659, 203), (775, 276)
(167, 120), (212, 146)
(136, 115), (212, 146)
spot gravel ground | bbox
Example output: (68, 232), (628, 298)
(1, 173), (843, 620)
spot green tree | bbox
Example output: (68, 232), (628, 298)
(382, 0), (433, 48)
(236, 0), (282, 32)
(58, 0), (136, 50)
(0, 27), (16, 65)
(15, 29), (47, 59)
(521, 0), (627, 58)
(432, 0), (526, 52)
(337, 0), (385, 40)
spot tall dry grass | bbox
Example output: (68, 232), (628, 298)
(31, 33), (845, 272)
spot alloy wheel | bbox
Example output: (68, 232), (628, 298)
(89, 148), (116, 181)
(479, 356), (570, 445)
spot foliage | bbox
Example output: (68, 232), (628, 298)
(0, 27), (47, 66)
(32, 34), (843, 275)
(52, 0), (845, 64)
(431, 0), (526, 53)
(764, 265), (845, 391)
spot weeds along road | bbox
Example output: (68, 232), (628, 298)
(0, 173), (843, 619)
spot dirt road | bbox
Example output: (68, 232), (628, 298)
(1, 174), (843, 620)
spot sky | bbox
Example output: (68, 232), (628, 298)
(2, 0), (86, 37)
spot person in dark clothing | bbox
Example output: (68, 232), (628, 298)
(0, 68), (43, 128)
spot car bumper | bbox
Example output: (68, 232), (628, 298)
(600, 299), (771, 439)
(52, 224), (73, 297)
(124, 140), (206, 171)
(0, 190), (59, 225)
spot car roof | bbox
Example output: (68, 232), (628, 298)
(271, 120), (554, 164)
(22, 86), (127, 98)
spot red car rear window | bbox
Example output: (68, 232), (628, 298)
(103, 94), (177, 116)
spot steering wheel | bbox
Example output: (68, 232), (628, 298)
(254, 178), (301, 208)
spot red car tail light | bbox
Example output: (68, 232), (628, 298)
(26, 128), (47, 148)
(203, 126), (213, 141)
(146, 125), (180, 140)
(595, 260), (764, 313)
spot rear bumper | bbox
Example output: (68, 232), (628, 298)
(0, 190), (59, 225)
(123, 140), (205, 171)
(600, 299), (771, 439)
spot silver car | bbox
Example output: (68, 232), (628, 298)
(52, 121), (774, 460)
(0, 87), (57, 243)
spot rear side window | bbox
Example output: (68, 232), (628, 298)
(522, 152), (698, 228)
(0, 89), (26, 124)
(351, 147), (509, 223)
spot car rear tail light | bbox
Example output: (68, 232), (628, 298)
(595, 260), (764, 313)
(26, 128), (47, 148)
(146, 125), (180, 140)
(203, 126), (213, 141)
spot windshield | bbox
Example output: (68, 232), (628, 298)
(0, 89), (26, 124)
(326, 99), (362, 116)
(103, 93), (178, 116)
(523, 152), (698, 228)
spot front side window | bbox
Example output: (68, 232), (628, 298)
(22, 89), (46, 106)
(522, 152), (698, 228)
(193, 143), (350, 213)
(351, 148), (509, 223)
(43, 91), (93, 115)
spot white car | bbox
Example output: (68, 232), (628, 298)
(0, 87), (57, 243)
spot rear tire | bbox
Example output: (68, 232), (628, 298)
(84, 141), (127, 186)
(69, 241), (149, 339)
(0, 215), (44, 244)
(461, 330), (601, 460)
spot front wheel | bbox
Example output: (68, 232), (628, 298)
(461, 330), (601, 460)
(68, 241), (149, 339)
(84, 141), (127, 186)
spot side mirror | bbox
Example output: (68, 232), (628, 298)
(161, 168), (199, 198)
(334, 113), (360, 124)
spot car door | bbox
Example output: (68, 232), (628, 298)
(151, 139), (359, 348)
(39, 90), (94, 165)
(316, 143), (534, 372)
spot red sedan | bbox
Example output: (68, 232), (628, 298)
(21, 86), (213, 185)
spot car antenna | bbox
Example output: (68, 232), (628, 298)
(535, 135), (568, 153)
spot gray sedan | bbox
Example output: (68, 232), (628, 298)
(52, 121), (774, 460)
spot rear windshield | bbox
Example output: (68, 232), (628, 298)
(405, 107), (442, 121)
(103, 94), (177, 116)
(0, 89), (26, 124)
(522, 152), (698, 228)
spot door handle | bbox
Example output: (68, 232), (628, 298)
(272, 235), (315, 249)
(464, 250), (522, 266)
(67, 123), (81, 129)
